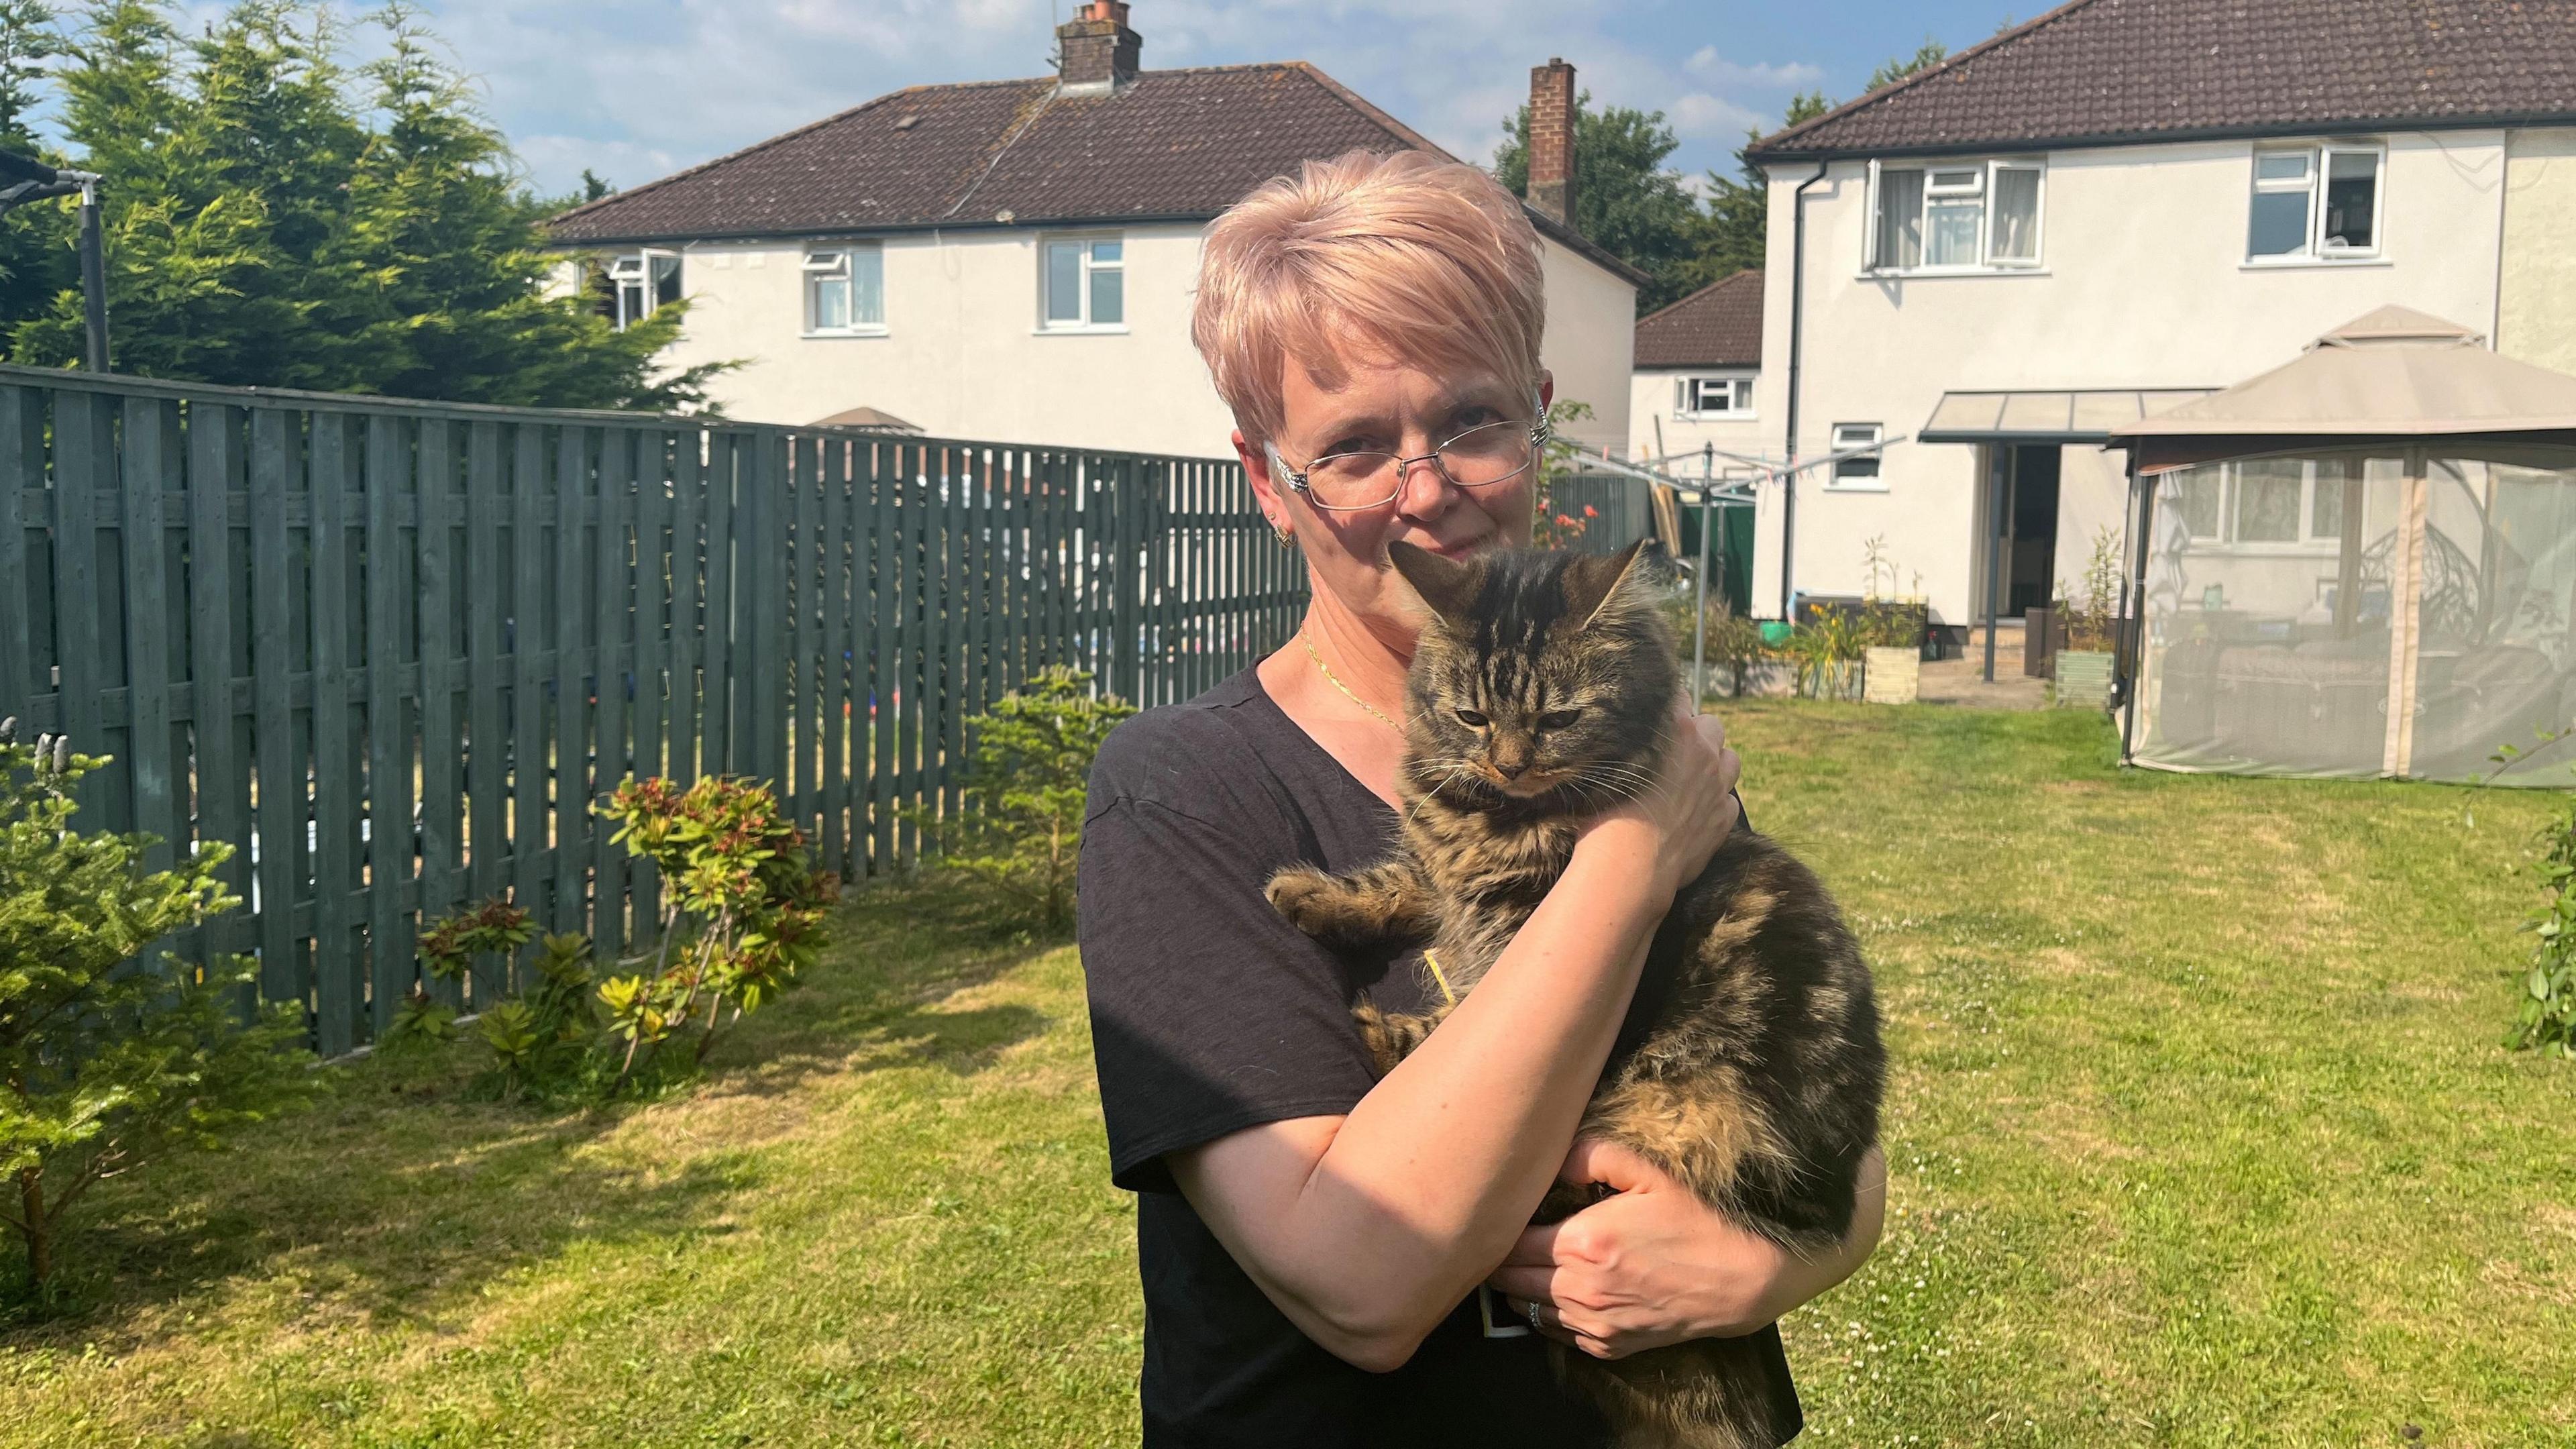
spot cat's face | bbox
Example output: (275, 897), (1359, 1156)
(1389, 541), (1678, 812)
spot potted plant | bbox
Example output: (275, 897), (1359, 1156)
(1859, 537), (1927, 704)
(2053, 527), (2125, 710)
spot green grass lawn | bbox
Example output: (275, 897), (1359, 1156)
(2, 702), (2572, 1447)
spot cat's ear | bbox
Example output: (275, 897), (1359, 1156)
(1560, 539), (1652, 630)
(1388, 541), (1479, 625)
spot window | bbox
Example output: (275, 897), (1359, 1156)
(2247, 144), (2382, 261)
(1676, 375), (1754, 417)
(1869, 160), (2044, 272)
(1042, 236), (1124, 329)
(2176, 458), (2364, 545)
(1830, 423), (1884, 487)
(608, 249), (682, 330)
(804, 246), (885, 333)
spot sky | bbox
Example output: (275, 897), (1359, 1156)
(381, 0), (2029, 200)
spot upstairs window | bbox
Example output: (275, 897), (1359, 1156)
(1676, 374), (1754, 418)
(608, 249), (682, 330)
(804, 246), (885, 333)
(1869, 160), (2043, 272)
(1042, 236), (1124, 329)
(2247, 144), (2382, 261)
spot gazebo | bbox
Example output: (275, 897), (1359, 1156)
(2108, 307), (2576, 786)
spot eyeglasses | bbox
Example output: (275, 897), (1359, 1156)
(1266, 410), (1551, 513)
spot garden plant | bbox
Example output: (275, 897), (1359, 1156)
(0, 722), (309, 1293)
(916, 667), (1137, 931)
(596, 775), (838, 1092)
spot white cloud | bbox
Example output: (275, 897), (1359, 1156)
(1669, 91), (1763, 140)
(402, 0), (1811, 195)
(1684, 46), (1824, 89)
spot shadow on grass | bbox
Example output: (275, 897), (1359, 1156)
(0, 875), (1065, 1342)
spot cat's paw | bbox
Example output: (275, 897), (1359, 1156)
(1264, 866), (1346, 937)
(1353, 1000), (1441, 1076)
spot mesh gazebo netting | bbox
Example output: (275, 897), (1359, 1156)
(2110, 308), (2576, 786)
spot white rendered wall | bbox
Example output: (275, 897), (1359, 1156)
(1626, 369), (1774, 471)
(1754, 130), (2518, 623)
(1536, 237), (1638, 457)
(2500, 129), (2576, 378)
(591, 227), (1633, 464)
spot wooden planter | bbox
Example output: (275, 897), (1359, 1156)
(2054, 649), (2116, 710)
(1738, 661), (1796, 698)
(1801, 660), (1864, 702)
(1863, 646), (1920, 704)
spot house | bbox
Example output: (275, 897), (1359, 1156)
(1627, 268), (1766, 475)
(1737, 0), (2576, 635)
(545, 3), (1643, 460)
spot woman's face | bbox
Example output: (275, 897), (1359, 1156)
(1241, 354), (1544, 648)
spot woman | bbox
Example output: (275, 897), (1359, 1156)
(1077, 150), (1885, 1446)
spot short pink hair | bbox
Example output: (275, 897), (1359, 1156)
(1192, 149), (1547, 449)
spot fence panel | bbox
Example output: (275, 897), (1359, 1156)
(0, 364), (1301, 1049)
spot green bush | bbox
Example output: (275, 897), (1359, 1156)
(0, 722), (311, 1293)
(918, 667), (1136, 932)
(410, 902), (600, 1100)
(2057, 527), (2127, 653)
(596, 776), (837, 1093)
(2508, 802), (2576, 1058)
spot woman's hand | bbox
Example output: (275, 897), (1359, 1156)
(1488, 1138), (1886, 1360)
(1574, 704), (1740, 902)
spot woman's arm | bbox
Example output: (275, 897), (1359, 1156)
(1167, 712), (1740, 1373)
(1491, 1141), (1888, 1360)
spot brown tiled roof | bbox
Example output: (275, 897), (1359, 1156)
(547, 62), (1646, 283)
(1750, 0), (2576, 163)
(1633, 270), (1762, 368)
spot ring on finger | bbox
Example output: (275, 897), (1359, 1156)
(1526, 1299), (1547, 1333)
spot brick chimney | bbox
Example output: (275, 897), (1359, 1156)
(1526, 58), (1578, 227)
(1057, 0), (1141, 94)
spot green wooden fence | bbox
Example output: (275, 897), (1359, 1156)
(0, 365), (1305, 1054)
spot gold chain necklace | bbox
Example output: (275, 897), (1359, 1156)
(1302, 633), (1405, 734)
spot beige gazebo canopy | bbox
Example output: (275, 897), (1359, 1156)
(811, 406), (923, 434)
(2111, 307), (2576, 472)
(2105, 308), (2576, 786)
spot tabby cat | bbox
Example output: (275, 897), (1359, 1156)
(1265, 540), (1885, 1449)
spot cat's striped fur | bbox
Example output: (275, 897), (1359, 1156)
(1265, 541), (1884, 1449)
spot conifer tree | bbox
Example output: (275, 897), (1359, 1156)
(7, 0), (721, 409)
(0, 0), (72, 337)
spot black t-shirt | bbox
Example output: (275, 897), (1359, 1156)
(1077, 667), (1800, 1448)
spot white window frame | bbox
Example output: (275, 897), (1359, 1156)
(1038, 233), (1126, 332)
(607, 248), (682, 331)
(1674, 373), (1756, 420)
(2178, 458), (2358, 552)
(802, 244), (887, 337)
(1866, 158), (2047, 274)
(2245, 142), (2386, 264)
(1826, 422), (1887, 492)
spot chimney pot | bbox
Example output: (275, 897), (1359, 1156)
(1058, 0), (1142, 93)
(1527, 58), (1578, 228)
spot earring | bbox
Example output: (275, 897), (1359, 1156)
(1273, 523), (1295, 548)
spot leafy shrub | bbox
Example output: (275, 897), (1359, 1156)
(596, 776), (837, 1091)
(1532, 399), (1599, 551)
(409, 902), (600, 1099)
(0, 723), (311, 1291)
(2057, 526), (2127, 652)
(2502, 789), (2576, 1058)
(918, 667), (1137, 931)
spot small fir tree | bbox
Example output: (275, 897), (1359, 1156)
(924, 667), (1136, 930)
(0, 722), (310, 1291)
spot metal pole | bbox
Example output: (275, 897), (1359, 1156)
(1693, 498), (1713, 712)
(1984, 447), (2009, 684)
(2118, 452), (2151, 760)
(77, 180), (107, 373)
